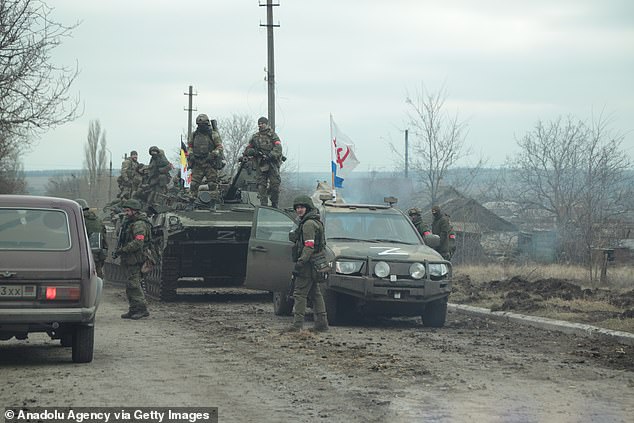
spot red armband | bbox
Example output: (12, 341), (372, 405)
(134, 234), (145, 241)
(423, 231), (431, 236)
(304, 240), (315, 248)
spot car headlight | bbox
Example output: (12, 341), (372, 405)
(428, 263), (449, 277)
(335, 260), (363, 275)
(374, 261), (390, 278)
(409, 262), (425, 279)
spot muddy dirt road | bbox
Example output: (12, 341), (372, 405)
(1, 283), (633, 422)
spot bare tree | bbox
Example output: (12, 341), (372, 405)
(513, 114), (632, 269)
(0, 0), (80, 141)
(403, 84), (475, 204)
(218, 114), (254, 175)
(0, 148), (27, 194)
(0, 0), (80, 193)
(83, 120), (108, 205)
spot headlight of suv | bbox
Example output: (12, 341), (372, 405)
(428, 263), (449, 277)
(409, 262), (425, 279)
(374, 261), (390, 278)
(335, 260), (363, 275)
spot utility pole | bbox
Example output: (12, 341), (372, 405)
(404, 129), (409, 178)
(183, 85), (197, 142)
(260, 1), (280, 131)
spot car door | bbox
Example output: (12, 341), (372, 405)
(244, 206), (296, 292)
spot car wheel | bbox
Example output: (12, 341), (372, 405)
(273, 290), (293, 316)
(422, 298), (448, 328)
(324, 289), (340, 325)
(72, 325), (95, 363)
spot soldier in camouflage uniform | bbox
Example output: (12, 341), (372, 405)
(114, 199), (150, 320)
(76, 199), (108, 279)
(244, 117), (283, 208)
(139, 146), (172, 207)
(285, 195), (329, 332)
(431, 205), (452, 260)
(187, 113), (224, 202)
(117, 150), (143, 200)
(407, 207), (431, 238)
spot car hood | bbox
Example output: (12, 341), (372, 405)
(327, 240), (443, 261)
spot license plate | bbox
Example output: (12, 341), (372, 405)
(0, 285), (36, 298)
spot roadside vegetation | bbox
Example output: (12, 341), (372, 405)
(452, 264), (634, 333)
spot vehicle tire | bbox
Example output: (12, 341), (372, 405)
(324, 289), (340, 325)
(422, 298), (448, 328)
(71, 325), (95, 363)
(273, 290), (293, 316)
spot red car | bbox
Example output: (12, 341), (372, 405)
(0, 195), (103, 363)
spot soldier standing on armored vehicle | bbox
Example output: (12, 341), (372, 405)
(244, 116), (283, 208)
(187, 113), (224, 202)
(113, 199), (150, 320)
(117, 150), (144, 200)
(138, 146), (171, 208)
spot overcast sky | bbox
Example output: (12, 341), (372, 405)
(22, 0), (634, 172)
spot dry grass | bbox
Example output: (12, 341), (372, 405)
(454, 263), (634, 289)
(451, 263), (634, 333)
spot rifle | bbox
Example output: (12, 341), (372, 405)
(112, 218), (130, 259)
(225, 158), (247, 201)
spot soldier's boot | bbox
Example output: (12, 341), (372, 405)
(310, 313), (329, 332)
(130, 309), (150, 320)
(121, 310), (134, 319)
(281, 321), (303, 333)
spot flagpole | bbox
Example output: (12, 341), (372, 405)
(330, 114), (336, 200)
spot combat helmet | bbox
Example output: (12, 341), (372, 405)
(74, 198), (89, 210)
(121, 199), (143, 211)
(257, 116), (268, 125)
(407, 207), (422, 217)
(195, 114), (210, 125)
(293, 195), (314, 211)
(148, 146), (160, 155)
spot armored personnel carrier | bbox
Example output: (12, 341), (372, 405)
(104, 160), (260, 301)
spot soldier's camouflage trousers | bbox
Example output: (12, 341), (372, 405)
(124, 264), (148, 313)
(292, 267), (327, 326)
(190, 160), (220, 199)
(256, 165), (281, 207)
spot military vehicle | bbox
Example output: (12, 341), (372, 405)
(244, 183), (453, 327)
(104, 160), (260, 301)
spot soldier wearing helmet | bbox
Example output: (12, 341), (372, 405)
(76, 199), (108, 278)
(117, 150), (144, 200)
(243, 116), (283, 208)
(284, 195), (329, 332)
(137, 146), (171, 207)
(114, 198), (151, 319)
(407, 207), (431, 238)
(187, 113), (224, 202)
(431, 205), (452, 260)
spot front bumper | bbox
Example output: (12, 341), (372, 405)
(327, 274), (451, 303)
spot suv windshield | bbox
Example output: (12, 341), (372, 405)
(325, 210), (420, 244)
(0, 208), (71, 250)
